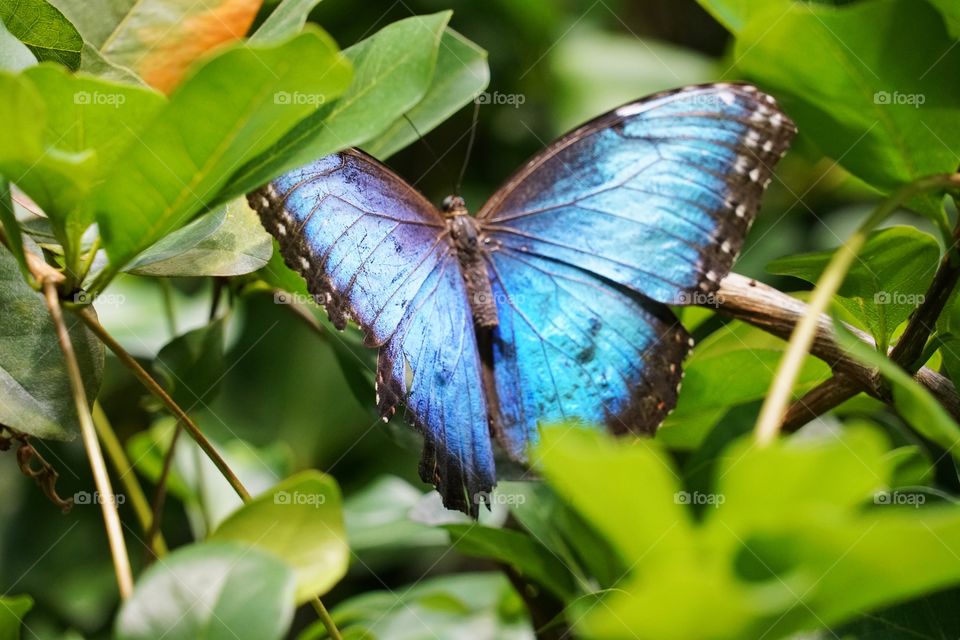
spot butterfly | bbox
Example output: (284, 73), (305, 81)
(247, 83), (795, 516)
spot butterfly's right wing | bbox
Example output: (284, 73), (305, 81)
(248, 149), (495, 515)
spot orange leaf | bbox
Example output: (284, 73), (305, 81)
(103, 0), (264, 94)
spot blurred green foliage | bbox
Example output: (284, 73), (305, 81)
(1, 1), (960, 639)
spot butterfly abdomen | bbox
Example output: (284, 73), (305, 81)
(447, 212), (499, 328)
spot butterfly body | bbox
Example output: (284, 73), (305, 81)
(442, 196), (499, 328)
(249, 83), (796, 515)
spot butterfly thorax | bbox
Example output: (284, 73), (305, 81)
(442, 195), (499, 328)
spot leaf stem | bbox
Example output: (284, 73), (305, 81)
(43, 281), (133, 598)
(755, 173), (960, 445)
(92, 401), (168, 557)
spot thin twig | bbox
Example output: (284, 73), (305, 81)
(43, 281), (133, 598)
(710, 274), (960, 424)
(75, 308), (251, 502)
(145, 421), (183, 562)
(91, 402), (168, 557)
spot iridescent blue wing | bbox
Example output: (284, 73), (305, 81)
(248, 149), (494, 515)
(478, 84), (795, 455)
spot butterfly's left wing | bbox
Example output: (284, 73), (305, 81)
(249, 150), (494, 515)
(478, 83), (795, 455)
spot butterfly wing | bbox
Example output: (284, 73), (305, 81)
(478, 84), (795, 455)
(478, 83), (796, 304)
(248, 149), (494, 515)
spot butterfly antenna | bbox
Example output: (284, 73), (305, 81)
(455, 100), (481, 196)
(402, 114), (440, 163)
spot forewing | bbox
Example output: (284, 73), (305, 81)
(478, 83), (796, 304)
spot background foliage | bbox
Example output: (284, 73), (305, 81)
(1, 0), (960, 639)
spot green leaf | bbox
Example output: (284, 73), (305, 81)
(152, 317), (227, 409)
(125, 198), (272, 277)
(767, 226), (939, 347)
(444, 524), (579, 600)
(735, 1), (960, 210)
(0, 17), (37, 71)
(222, 12), (450, 198)
(322, 573), (530, 640)
(115, 542), (296, 640)
(365, 27), (489, 159)
(0, 0), (81, 68)
(0, 65), (164, 266)
(0, 595), (33, 640)
(0, 179), (30, 283)
(695, 0), (789, 34)
(930, 0), (960, 39)
(835, 323), (960, 457)
(250, 0), (324, 43)
(211, 470), (349, 603)
(0, 247), (103, 439)
(94, 29), (351, 271)
(534, 424), (960, 639)
(344, 475), (447, 552)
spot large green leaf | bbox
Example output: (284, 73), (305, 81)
(221, 12), (449, 198)
(0, 0), (81, 68)
(734, 1), (960, 210)
(115, 541), (296, 640)
(930, 0), (960, 38)
(0, 65), (164, 265)
(0, 179), (29, 283)
(365, 27), (490, 160)
(211, 471), (349, 602)
(534, 425), (960, 639)
(695, 0), (789, 34)
(94, 29), (351, 270)
(125, 198), (272, 277)
(767, 226), (940, 348)
(249, 0), (323, 43)
(0, 595), (33, 640)
(0, 247), (103, 439)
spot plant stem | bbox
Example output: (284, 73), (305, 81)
(43, 281), (133, 599)
(158, 278), (178, 336)
(92, 401), (168, 557)
(76, 308), (251, 502)
(754, 174), (960, 445)
(145, 421), (183, 562)
(310, 598), (343, 640)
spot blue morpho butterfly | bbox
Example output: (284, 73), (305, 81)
(248, 83), (796, 515)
